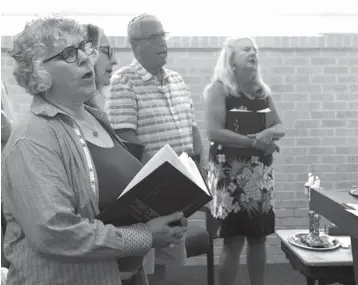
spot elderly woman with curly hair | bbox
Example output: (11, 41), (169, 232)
(1, 16), (187, 285)
(204, 37), (285, 285)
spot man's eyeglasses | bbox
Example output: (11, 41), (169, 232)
(43, 39), (94, 63)
(132, 32), (171, 43)
(99, 45), (115, 60)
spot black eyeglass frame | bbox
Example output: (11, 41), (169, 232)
(43, 39), (94, 63)
(98, 45), (115, 60)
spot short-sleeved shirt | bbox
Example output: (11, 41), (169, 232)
(105, 60), (196, 157)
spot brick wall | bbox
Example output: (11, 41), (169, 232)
(1, 34), (358, 265)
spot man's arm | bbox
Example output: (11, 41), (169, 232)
(192, 125), (204, 165)
(105, 72), (138, 133)
(114, 129), (151, 164)
(115, 129), (141, 145)
(106, 73), (152, 164)
(182, 82), (204, 165)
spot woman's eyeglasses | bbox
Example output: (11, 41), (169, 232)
(43, 39), (94, 63)
(99, 45), (115, 60)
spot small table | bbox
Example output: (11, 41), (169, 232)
(276, 229), (354, 285)
(310, 188), (358, 285)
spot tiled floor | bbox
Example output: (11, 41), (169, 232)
(147, 264), (343, 285)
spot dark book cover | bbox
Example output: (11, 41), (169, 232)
(225, 109), (275, 157)
(97, 161), (212, 227)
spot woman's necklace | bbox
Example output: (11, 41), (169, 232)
(78, 112), (99, 137)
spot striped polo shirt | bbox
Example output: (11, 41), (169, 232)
(106, 60), (196, 157)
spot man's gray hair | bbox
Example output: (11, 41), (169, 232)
(127, 13), (159, 43)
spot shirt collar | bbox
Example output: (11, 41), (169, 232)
(30, 94), (105, 119)
(29, 94), (138, 160)
(31, 95), (65, 117)
(131, 59), (169, 82)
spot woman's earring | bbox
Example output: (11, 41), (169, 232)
(232, 65), (236, 71)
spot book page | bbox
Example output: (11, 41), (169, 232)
(257, 108), (271, 113)
(118, 144), (210, 199)
(119, 144), (179, 198)
(178, 153), (196, 182)
(230, 108), (252, 112)
(346, 209), (358, 217)
(179, 153), (211, 196)
(163, 151), (195, 182)
(345, 203), (358, 210)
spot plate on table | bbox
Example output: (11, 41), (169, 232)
(288, 233), (341, 251)
(349, 187), (358, 197)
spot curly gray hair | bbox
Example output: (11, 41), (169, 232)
(8, 16), (86, 96)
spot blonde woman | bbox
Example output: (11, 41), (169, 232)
(203, 37), (285, 285)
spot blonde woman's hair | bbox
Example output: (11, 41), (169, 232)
(210, 36), (270, 99)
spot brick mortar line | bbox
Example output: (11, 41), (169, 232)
(2, 47), (358, 53)
(2, 34), (358, 49)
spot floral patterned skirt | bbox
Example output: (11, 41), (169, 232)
(206, 143), (275, 238)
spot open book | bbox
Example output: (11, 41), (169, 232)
(97, 144), (212, 226)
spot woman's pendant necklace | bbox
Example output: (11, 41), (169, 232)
(87, 114), (99, 137)
(92, 130), (99, 137)
(80, 112), (99, 137)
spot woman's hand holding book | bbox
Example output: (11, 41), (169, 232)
(146, 212), (188, 249)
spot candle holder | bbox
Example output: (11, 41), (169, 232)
(304, 172), (314, 201)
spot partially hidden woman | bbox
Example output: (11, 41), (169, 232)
(203, 36), (285, 285)
(1, 16), (187, 285)
(85, 23), (117, 110)
(84, 23), (151, 283)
